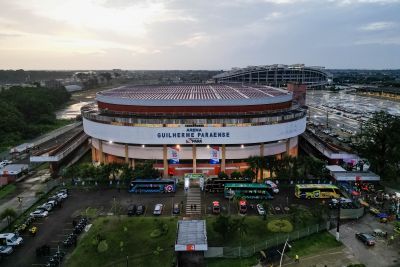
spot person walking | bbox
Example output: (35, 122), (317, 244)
(295, 254), (299, 263)
(194, 204), (197, 210)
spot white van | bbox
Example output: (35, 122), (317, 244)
(0, 233), (23, 246)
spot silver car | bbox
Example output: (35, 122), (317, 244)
(153, 204), (163, 215)
(30, 210), (49, 218)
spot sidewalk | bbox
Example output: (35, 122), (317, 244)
(0, 170), (55, 230)
(254, 247), (358, 267)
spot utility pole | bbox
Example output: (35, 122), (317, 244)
(326, 110), (329, 129)
(336, 201), (341, 241)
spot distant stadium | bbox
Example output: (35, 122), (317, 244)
(213, 64), (332, 88)
(82, 83), (306, 177)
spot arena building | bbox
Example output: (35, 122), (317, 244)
(213, 64), (331, 88)
(82, 83), (307, 177)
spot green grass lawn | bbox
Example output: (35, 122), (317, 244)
(66, 216), (178, 267)
(287, 231), (342, 258)
(206, 215), (317, 247)
(0, 184), (17, 200)
(206, 256), (259, 267)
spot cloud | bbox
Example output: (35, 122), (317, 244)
(177, 32), (210, 47)
(360, 21), (396, 31)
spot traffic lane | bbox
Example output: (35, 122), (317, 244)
(334, 215), (400, 267)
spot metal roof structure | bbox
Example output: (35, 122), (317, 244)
(96, 84), (291, 107)
(332, 171), (380, 181)
(175, 220), (208, 252)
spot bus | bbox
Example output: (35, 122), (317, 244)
(205, 178), (250, 193)
(224, 183), (274, 200)
(295, 184), (340, 199)
(129, 179), (176, 193)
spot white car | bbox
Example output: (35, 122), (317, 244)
(47, 200), (57, 207)
(30, 209), (49, 218)
(153, 204), (163, 215)
(265, 180), (279, 194)
(38, 203), (52, 211)
(56, 192), (68, 199)
(256, 204), (266, 215)
(0, 245), (13, 255)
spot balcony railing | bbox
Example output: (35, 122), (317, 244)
(81, 104), (306, 128)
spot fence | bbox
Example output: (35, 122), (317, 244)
(205, 222), (328, 258)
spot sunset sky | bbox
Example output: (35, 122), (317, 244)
(0, 0), (399, 69)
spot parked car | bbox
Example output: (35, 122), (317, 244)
(0, 245), (13, 255)
(47, 200), (57, 208)
(136, 205), (145, 215)
(38, 203), (52, 212)
(212, 201), (221, 214)
(30, 210), (49, 218)
(355, 233), (375, 246)
(0, 233), (23, 246)
(56, 192), (68, 199)
(265, 180), (279, 194)
(153, 204), (163, 215)
(256, 204), (266, 215)
(173, 203), (180, 215)
(127, 205), (137, 216)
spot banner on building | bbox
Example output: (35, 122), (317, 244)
(210, 146), (220, 164)
(168, 147), (180, 164)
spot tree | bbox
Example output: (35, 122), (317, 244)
(354, 111), (400, 182)
(120, 164), (134, 184)
(133, 161), (160, 179)
(236, 217), (248, 248)
(212, 215), (239, 242)
(218, 171), (229, 179)
(241, 168), (255, 181)
(230, 171), (242, 179)
(0, 208), (17, 226)
(246, 156), (266, 182)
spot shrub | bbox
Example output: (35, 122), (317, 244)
(97, 240), (108, 253)
(150, 229), (162, 238)
(267, 219), (293, 233)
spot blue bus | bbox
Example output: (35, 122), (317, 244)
(129, 179), (176, 193)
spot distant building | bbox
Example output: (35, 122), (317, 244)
(213, 64), (332, 88)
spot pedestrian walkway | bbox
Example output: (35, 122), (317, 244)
(186, 187), (202, 216)
(0, 171), (58, 230)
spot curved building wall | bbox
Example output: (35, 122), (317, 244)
(91, 137), (298, 160)
(83, 116), (306, 145)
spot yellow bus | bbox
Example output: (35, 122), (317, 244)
(295, 184), (340, 199)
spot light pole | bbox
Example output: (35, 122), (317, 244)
(279, 237), (292, 267)
(336, 201), (341, 241)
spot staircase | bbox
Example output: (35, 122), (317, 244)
(185, 187), (202, 216)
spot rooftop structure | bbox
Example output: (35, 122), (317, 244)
(96, 84), (291, 107)
(213, 64), (332, 87)
(175, 220), (208, 251)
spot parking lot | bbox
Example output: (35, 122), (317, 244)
(1, 187), (187, 267)
(203, 186), (324, 216)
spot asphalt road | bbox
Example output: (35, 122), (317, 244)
(331, 214), (400, 267)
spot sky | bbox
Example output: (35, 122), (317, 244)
(0, 0), (399, 70)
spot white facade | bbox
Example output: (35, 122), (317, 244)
(83, 117), (306, 145)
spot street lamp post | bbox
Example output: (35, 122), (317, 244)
(279, 237), (291, 267)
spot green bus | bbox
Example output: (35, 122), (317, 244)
(224, 183), (274, 200)
(295, 184), (340, 199)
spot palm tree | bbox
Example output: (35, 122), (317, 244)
(246, 156), (266, 182)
